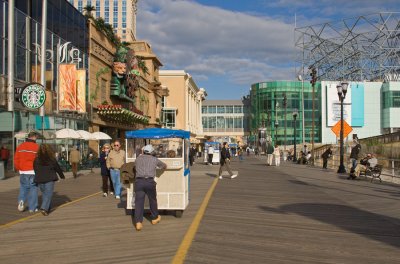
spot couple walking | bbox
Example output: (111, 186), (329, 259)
(15, 132), (65, 216)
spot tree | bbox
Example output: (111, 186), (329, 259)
(83, 5), (96, 19)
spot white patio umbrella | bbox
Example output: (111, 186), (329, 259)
(77, 130), (95, 140)
(91, 131), (112, 140)
(91, 132), (112, 155)
(56, 128), (82, 139)
(55, 129), (81, 161)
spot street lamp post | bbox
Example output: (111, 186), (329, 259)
(283, 93), (287, 151)
(275, 101), (279, 144)
(337, 82), (348, 173)
(292, 108), (298, 162)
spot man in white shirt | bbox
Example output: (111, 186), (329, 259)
(208, 145), (214, 165)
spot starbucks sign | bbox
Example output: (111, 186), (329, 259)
(20, 83), (46, 109)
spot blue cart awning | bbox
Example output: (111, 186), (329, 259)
(125, 128), (190, 139)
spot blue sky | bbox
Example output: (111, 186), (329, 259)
(137, 0), (399, 100)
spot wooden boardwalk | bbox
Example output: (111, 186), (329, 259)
(1, 157), (400, 263)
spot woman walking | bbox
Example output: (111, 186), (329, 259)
(99, 144), (114, 197)
(273, 144), (281, 166)
(33, 144), (65, 216)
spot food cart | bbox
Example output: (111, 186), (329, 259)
(203, 141), (220, 164)
(125, 128), (190, 218)
(229, 143), (238, 156)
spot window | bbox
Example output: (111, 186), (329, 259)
(234, 105), (243, 113)
(96, 0), (101, 17)
(217, 106), (225, 113)
(78, 0), (83, 12)
(216, 116), (225, 129)
(226, 106), (234, 113)
(161, 96), (166, 108)
(202, 106), (207, 114)
(163, 109), (176, 128)
(208, 106), (216, 114)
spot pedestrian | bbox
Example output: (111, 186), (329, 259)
(266, 142), (274, 166)
(246, 146), (250, 156)
(99, 144), (114, 197)
(134, 144), (167, 231)
(349, 140), (361, 173)
(1, 145), (10, 171)
(321, 147), (333, 169)
(106, 139), (125, 200)
(33, 144), (65, 216)
(207, 144), (214, 165)
(303, 144), (308, 154)
(14, 131), (40, 213)
(69, 146), (80, 178)
(273, 144), (281, 166)
(189, 145), (196, 166)
(238, 147), (244, 161)
(218, 142), (238, 179)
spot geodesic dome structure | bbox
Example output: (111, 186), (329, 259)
(295, 12), (400, 82)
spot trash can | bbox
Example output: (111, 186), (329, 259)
(0, 161), (4, 180)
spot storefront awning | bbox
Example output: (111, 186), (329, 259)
(96, 105), (149, 124)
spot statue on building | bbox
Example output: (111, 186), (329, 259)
(111, 45), (139, 101)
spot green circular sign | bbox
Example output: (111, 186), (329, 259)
(21, 83), (46, 109)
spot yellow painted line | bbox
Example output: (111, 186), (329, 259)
(0, 191), (102, 230)
(172, 178), (219, 264)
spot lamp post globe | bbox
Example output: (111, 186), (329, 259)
(292, 108), (298, 162)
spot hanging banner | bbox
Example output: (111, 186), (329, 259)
(76, 69), (86, 113)
(59, 64), (77, 111)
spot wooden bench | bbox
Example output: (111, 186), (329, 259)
(360, 164), (383, 182)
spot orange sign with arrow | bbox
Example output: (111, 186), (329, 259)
(331, 120), (353, 138)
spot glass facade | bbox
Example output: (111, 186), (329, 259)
(202, 104), (247, 132)
(250, 81), (322, 145)
(383, 91), (400, 108)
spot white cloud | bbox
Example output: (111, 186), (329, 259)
(137, 0), (296, 86)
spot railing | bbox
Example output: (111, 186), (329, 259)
(309, 144), (400, 183)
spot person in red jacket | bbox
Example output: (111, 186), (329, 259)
(14, 131), (40, 213)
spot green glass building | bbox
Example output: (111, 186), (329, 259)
(250, 81), (322, 145)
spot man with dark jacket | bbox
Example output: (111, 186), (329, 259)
(321, 147), (333, 169)
(14, 131), (40, 213)
(218, 142), (237, 180)
(266, 142), (274, 166)
(350, 141), (361, 171)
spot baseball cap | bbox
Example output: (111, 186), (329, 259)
(143, 144), (154, 154)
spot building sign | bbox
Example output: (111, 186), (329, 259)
(20, 83), (46, 109)
(326, 82), (352, 126)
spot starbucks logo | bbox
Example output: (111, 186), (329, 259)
(21, 83), (46, 109)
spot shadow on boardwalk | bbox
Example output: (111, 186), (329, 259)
(260, 203), (400, 249)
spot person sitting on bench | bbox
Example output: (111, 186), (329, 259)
(351, 153), (378, 179)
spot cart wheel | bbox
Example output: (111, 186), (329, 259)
(175, 210), (183, 218)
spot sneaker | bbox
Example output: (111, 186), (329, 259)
(40, 209), (49, 216)
(29, 208), (39, 213)
(230, 174), (238, 179)
(103, 192), (108, 197)
(218, 176), (223, 180)
(151, 215), (161, 225)
(110, 192), (114, 196)
(116, 195), (120, 200)
(17, 201), (25, 212)
(135, 222), (143, 231)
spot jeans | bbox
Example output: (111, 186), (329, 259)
(351, 158), (358, 170)
(267, 154), (273, 165)
(18, 174), (38, 211)
(134, 178), (158, 223)
(110, 169), (122, 196)
(102, 174), (114, 193)
(38, 181), (55, 211)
